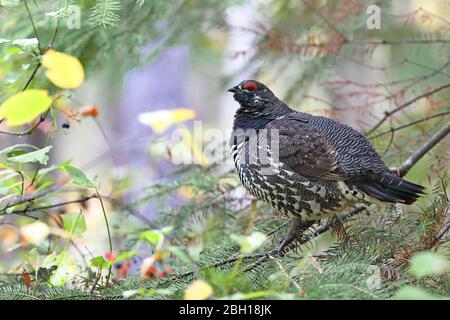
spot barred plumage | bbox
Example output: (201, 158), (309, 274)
(229, 80), (425, 252)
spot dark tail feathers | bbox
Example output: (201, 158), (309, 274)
(353, 172), (425, 205)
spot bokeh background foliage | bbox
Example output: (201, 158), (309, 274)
(0, 0), (449, 299)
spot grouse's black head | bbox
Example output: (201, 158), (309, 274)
(228, 80), (276, 110)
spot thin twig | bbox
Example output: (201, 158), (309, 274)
(392, 121), (450, 176)
(8, 195), (99, 216)
(24, 0), (41, 53)
(368, 83), (450, 134)
(368, 109), (450, 139)
(97, 192), (113, 289)
(436, 222), (450, 241)
(21, 61), (41, 91)
(301, 0), (347, 42)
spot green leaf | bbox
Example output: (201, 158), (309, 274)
(140, 230), (162, 245)
(61, 165), (95, 188)
(1, 47), (21, 62)
(0, 182), (22, 196)
(114, 250), (139, 263)
(90, 256), (108, 268)
(6, 149), (28, 158)
(0, 169), (21, 196)
(393, 286), (448, 300)
(230, 231), (267, 253)
(161, 225), (174, 236)
(12, 38), (38, 49)
(42, 252), (77, 287)
(0, 144), (37, 156)
(35, 180), (54, 192)
(8, 146), (52, 165)
(409, 251), (450, 278)
(62, 212), (86, 237)
(0, 170), (19, 184)
(0, 90), (52, 126)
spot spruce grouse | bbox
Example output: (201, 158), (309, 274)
(229, 80), (425, 252)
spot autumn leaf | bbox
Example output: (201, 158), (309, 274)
(137, 108), (195, 134)
(42, 49), (84, 89)
(0, 90), (52, 126)
(22, 272), (31, 288)
(184, 279), (213, 300)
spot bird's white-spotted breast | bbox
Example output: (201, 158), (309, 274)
(231, 129), (350, 221)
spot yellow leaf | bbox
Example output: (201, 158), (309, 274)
(177, 186), (198, 199)
(0, 89), (52, 126)
(172, 109), (196, 123)
(20, 221), (50, 245)
(42, 49), (84, 89)
(184, 279), (213, 300)
(137, 108), (196, 134)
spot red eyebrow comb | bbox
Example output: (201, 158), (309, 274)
(243, 82), (257, 91)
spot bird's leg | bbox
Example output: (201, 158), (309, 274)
(242, 218), (314, 272)
(277, 217), (312, 253)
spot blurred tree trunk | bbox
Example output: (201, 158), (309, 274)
(116, 45), (189, 209)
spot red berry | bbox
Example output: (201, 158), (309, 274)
(166, 267), (173, 274)
(79, 105), (99, 118)
(105, 252), (116, 261)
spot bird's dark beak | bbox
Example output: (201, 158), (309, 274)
(228, 86), (237, 93)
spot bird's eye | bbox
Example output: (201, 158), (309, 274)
(243, 82), (257, 91)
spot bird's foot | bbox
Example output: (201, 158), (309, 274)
(243, 218), (314, 272)
(276, 234), (297, 254)
(277, 217), (313, 254)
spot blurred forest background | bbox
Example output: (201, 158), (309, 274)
(0, 0), (449, 300)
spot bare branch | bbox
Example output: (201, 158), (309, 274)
(368, 109), (450, 139)
(436, 221), (450, 241)
(392, 121), (450, 177)
(21, 61), (41, 91)
(0, 185), (61, 213)
(368, 82), (450, 134)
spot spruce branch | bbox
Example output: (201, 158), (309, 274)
(89, 0), (121, 28)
